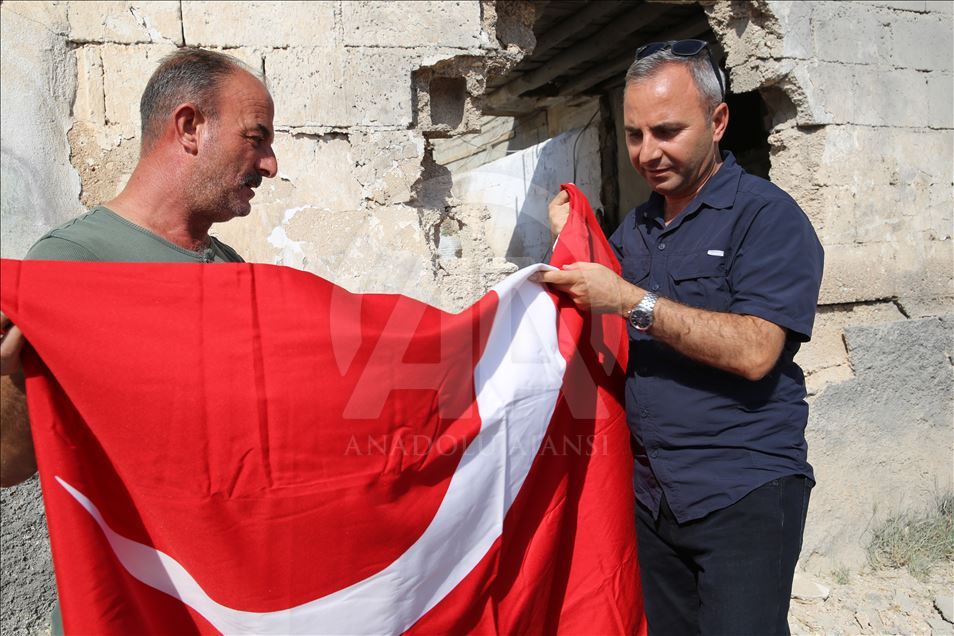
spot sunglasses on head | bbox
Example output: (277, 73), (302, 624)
(635, 39), (725, 100)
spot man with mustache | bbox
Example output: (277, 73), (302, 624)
(1, 47), (278, 486)
(538, 41), (823, 635)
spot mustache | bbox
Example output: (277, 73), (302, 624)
(241, 173), (263, 189)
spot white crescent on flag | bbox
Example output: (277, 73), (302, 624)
(55, 264), (564, 635)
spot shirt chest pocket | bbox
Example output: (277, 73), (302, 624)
(621, 255), (651, 286)
(669, 253), (731, 311)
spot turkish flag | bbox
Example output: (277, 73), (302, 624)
(0, 185), (645, 635)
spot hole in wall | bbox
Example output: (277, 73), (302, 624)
(721, 89), (772, 180)
(429, 77), (467, 129)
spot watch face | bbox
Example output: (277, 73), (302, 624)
(634, 310), (652, 330)
(629, 309), (650, 331)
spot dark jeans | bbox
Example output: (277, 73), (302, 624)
(635, 475), (812, 636)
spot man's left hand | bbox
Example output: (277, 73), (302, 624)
(0, 312), (25, 377)
(531, 262), (641, 315)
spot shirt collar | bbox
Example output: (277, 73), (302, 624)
(698, 151), (742, 210)
(633, 151), (743, 230)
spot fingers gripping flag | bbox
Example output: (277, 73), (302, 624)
(0, 185), (646, 635)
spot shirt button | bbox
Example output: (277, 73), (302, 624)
(657, 243), (666, 251)
(639, 409), (649, 418)
(651, 282), (660, 291)
(650, 449), (659, 458)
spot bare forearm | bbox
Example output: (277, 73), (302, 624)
(535, 263), (785, 380)
(617, 283), (784, 381)
(1, 373), (36, 487)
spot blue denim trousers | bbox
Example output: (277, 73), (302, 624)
(635, 475), (813, 636)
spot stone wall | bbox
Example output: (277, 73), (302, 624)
(0, 1), (952, 633)
(706, 0), (953, 571)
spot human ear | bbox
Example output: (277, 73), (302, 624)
(711, 102), (729, 143)
(172, 103), (205, 155)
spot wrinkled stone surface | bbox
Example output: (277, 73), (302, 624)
(341, 1), (482, 49)
(802, 317), (954, 569)
(182, 1), (335, 48)
(68, 1), (182, 45)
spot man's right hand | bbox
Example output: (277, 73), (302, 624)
(548, 190), (570, 237)
(0, 311), (36, 487)
(1, 311), (25, 376)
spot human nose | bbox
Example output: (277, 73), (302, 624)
(257, 145), (278, 179)
(639, 134), (662, 166)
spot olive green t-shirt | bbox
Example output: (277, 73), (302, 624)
(26, 206), (244, 263)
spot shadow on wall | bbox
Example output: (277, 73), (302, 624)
(450, 123), (604, 270)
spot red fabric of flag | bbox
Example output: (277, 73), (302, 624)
(0, 184), (645, 635)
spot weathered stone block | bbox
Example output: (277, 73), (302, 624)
(816, 126), (953, 187)
(182, 1), (335, 48)
(351, 130), (426, 206)
(926, 72), (954, 128)
(1, 1), (69, 35)
(68, 1), (182, 45)
(210, 131), (363, 264)
(852, 185), (933, 245)
(69, 122), (140, 207)
(214, 203), (438, 303)
(707, 1), (784, 69)
(806, 62), (933, 127)
(883, 12), (953, 71)
(272, 132), (363, 213)
(773, 0), (813, 59)
(344, 48), (415, 127)
(266, 47), (348, 127)
(341, 1), (481, 49)
(819, 239), (953, 305)
(217, 47), (265, 78)
(811, 2), (886, 65)
(100, 43), (178, 139)
(293, 205), (437, 302)
(268, 46), (417, 128)
(804, 364), (853, 397)
(798, 302), (905, 376)
(74, 45), (106, 126)
(793, 186), (857, 246)
(802, 316), (953, 569)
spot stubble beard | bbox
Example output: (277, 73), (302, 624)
(188, 158), (249, 223)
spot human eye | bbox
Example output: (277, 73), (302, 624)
(654, 126), (681, 140)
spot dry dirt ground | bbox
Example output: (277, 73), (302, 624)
(789, 566), (954, 635)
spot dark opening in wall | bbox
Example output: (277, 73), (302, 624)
(429, 77), (467, 129)
(721, 90), (772, 180)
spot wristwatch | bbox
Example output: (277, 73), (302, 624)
(626, 291), (658, 332)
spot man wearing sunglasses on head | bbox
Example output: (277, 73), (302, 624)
(536, 40), (824, 635)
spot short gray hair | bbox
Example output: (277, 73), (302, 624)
(139, 47), (259, 151)
(624, 48), (726, 116)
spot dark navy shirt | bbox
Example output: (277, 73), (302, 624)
(610, 152), (824, 523)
